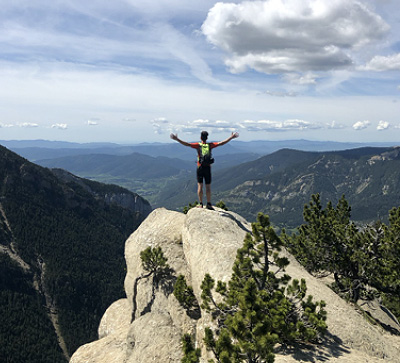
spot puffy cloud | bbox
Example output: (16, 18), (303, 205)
(377, 120), (390, 131)
(202, 0), (389, 74)
(352, 120), (370, 130)
(362, 53), (400, 71)
(51, 123), (68, 129)
(18, 122), (39, 128)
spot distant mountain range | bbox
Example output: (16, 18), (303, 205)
(214, 146), (400, 228)
(0, 145), (151, 362)
(3, 139), (400, 229)
(148, 146), (400, 229)
(1, 138), (397, 161)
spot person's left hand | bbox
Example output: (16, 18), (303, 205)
(170, 133), (178, 140)
(231, 132), (239, 139)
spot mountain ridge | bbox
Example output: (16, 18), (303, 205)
(0, 145), (151, 362)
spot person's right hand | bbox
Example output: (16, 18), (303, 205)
(170, 133), (178, 140)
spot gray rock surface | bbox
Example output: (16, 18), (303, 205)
(70, 207), (400, 363)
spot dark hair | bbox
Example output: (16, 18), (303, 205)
(201, 131), (208, 141)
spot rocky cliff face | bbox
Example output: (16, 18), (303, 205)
(70, 208), (400, 363)
(51, 168), (152, 216)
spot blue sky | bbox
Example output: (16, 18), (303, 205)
(0, 0), (399, 144)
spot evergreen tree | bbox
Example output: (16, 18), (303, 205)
(181, 334), (201, 363)
(174, 275), (201, 319)
(284, 194), (400, 322)
(360, 209), (400, 318)
(284, 194), (363, 301)
(197, 213), (327, 363)
(131, 247), (171, 322)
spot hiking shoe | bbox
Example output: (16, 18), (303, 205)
(197, 202), (203, 208)
(206, 203), (214, 210)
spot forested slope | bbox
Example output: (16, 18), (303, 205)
(0, 145), (150, 362)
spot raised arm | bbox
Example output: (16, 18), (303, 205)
(170, 133), (192, 147)
(217, 132), (239, 147)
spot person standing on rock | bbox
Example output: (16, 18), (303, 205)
(170, 130), (239, 210)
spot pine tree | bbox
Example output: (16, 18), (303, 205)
(181, 334), (201, 363)
(131, 246), (171, 322)
(199, 213), (327, 363)
(284, 194), (363, 301)
(284, 194), (400, 322)
(174, 275), (201, 319)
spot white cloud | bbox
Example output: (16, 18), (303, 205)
(202, 0), (389, 75)
(152, 118), (239, 135)
(178, 119), (237, 134)
(51, 123), (68, 129)
(150, 117), (172, 134)
(377, 120), (390, 130)
(18, 122), (39, 128)
(362, 53), (400, 72)
(238, 119), (322, 132)
(265, 90), (298, 97)
(352, 120), (370, 130)
(0, 123), (14, 128)
(283, 73), (319, 85)
(326, 120), (346, 129)
(87, 120), (99, 126)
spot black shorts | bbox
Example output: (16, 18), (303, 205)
(197, 165), (211, 184)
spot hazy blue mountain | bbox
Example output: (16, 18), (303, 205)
(3, 139), (398, 162)
(38, 153), (195, 180)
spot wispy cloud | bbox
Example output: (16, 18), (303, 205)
(150, 117), (171, 134)
(151, 118), (237, 135)
(326, 121), (346, 129)
(87, 119), (99, 126)
(0, 123), (14, 128)
(265, 90), (298, 97)
(18, 122), (39, 128)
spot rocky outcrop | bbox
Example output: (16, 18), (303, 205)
(103, 192), (152, 216)
(51, 168), (152, 217)
(70, 208), (400, 363)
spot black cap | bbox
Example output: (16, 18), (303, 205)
(201, 131), (208, 141)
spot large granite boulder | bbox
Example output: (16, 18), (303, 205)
(70, 207), (400, 363)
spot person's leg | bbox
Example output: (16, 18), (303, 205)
(204, 167), (213, 209)
(206, 184), (211, 205)
(197, 182), (203, 206)
(196, 167), (204, 207)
